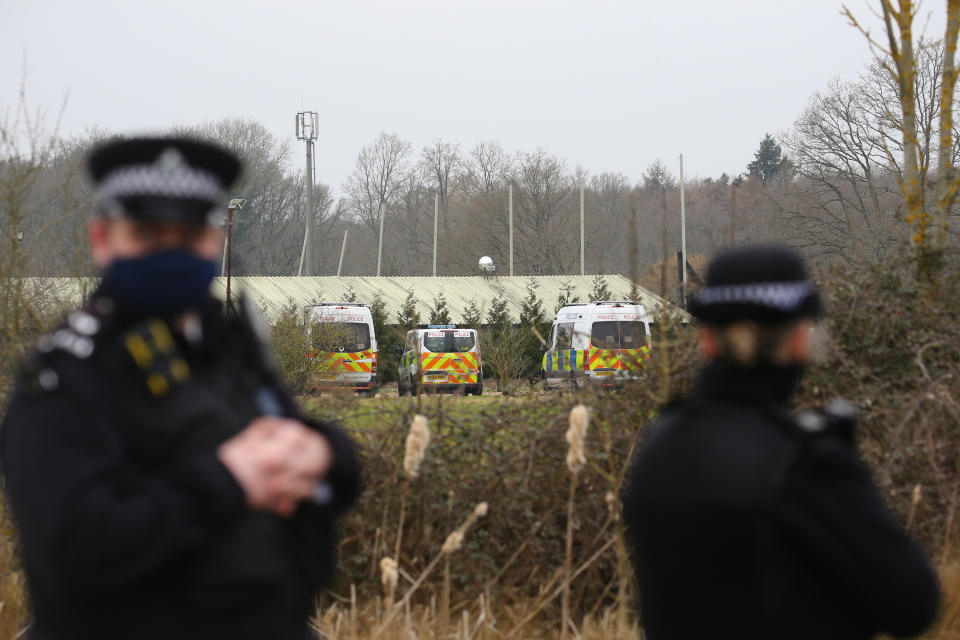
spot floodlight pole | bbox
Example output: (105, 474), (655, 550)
(679, 153), (687, 306)
(508, 184), (514, 276)
(223, 198), (246, 306)
(376, 203), (385, 276)
(433, 193), (438, 276)
(225, 204), (237, 305)
(580, 181), (585, 276)
(337, 229), (348, 277)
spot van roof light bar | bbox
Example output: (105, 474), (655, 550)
(309, 302), (368, 308)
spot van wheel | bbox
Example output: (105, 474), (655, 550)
(398, 380), (407, 397)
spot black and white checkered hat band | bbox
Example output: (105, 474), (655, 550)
(694, 281), (813, 311)
(97, 165), (223, 202)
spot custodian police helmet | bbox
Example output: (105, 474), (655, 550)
(87, 136), (242, 225)
(687, 245), (822, 326)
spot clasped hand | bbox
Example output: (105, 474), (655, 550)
(217, 417), (333, 517)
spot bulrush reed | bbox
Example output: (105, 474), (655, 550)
(395, 414), (430, 563)
(375, 501), (489, 637)
(562, 404), (589, 639)
(403, 414), (430, 480)
(379, 556), (398, 610)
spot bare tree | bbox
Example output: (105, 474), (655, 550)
(587, 172), (631, 272)
(175, 118), (340, 276)
(844, 1), (960, 278)
(0, 70), (80, 402)
(389, 168), (434, 275)
(779, 76), (905, 263)
(343, 132), (411, 233)
(465, 141), (510, 195)
(420, 139), (462, 211)
(511, 149), (576, 274)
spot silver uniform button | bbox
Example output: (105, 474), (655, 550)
(37, 369), (59, 391)
(68, 311), (101, 336)
(795, 411), (825, 433)
(73, 337), (95, 359)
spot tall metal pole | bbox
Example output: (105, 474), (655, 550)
(226, 205), (235, 305)
(298, 234), (306, 276)
(580, 181), (585, 275)
(337, 229), (348, 277)
(508, 184), (514, 276)
(376, 202), (384, 277)
(679, 153), (687, 299)
(221, 235), (228, 276)
(433, 193), (438, 277)
(304, 139), (315, 276)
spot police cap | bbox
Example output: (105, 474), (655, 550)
(87, 136), (242, 225)
(688, 245), (822, 326)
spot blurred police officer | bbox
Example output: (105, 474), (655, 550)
(0, 137), (360, 640)
(622, 245), (939, 640)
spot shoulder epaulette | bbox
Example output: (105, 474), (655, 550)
(20, 305), (110, 393)
(121, 319), (191, 397)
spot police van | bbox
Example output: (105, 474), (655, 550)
(542, 301), (651, 389)
(306, 302), (378, 396)
(397, 325), (483, 396)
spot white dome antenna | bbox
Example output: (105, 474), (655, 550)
(479, 256), (495, 277)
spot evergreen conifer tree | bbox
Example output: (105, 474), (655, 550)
(746, 134), (787, 182)
(590, 274), (612, 302)
(486, 294), (511, 338)
(519, 280), (549, 381)
(370, 293), (401, 383)
(397, 289), (421, 329)
(519, 280), (546, 328)
(462, 299), (483, 329)
(429, 292), (451, 325)
(555, 282), (580, 312)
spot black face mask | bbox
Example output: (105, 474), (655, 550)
(101, 249), (217, 317)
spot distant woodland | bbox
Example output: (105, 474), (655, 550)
(2, 41), (958, 294)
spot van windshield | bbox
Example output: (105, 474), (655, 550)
(423, 331), (475, 353)
(591, 321), (648, 350)
(312, 322), (371, 352)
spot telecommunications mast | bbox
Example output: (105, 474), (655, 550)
(296, 111), (319, 276)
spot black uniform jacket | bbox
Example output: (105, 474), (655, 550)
(623, 360), (940, 640)
(0, 289), (360, 640)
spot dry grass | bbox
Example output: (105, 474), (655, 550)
(0, 498), (28, 640)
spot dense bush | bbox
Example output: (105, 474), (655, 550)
(800, 253), (960, 550)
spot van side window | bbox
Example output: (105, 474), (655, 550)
(555, 323), (576, 350)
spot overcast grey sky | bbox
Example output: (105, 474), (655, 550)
(2, 1), (949, 196)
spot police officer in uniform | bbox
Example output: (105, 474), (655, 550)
(622, 245), (940, 639)
(0, 137), (360, 640)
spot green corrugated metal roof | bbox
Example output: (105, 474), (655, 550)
(14, 276), (687, 324)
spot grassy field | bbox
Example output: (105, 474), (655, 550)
(2, 384), (959, 639)
(297, 382), (960, 640)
